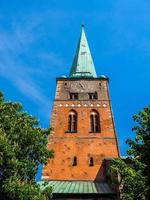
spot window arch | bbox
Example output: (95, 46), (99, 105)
(89, 157), (94, 166)
(68, 110), (77, 133)
(72, 156), (77, 166)
(90, 110), (100, 133)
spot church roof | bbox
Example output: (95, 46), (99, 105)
(39, 181), (116, 198)
(69, 25), (97, 78)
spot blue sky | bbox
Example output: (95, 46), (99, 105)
(0, 0), (150, 180)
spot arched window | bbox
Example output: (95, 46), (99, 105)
(89, 157), (94, 166)
(68, 110), (77, 133)
(72, 156), (77, 166)
(90, 110), (100, 133)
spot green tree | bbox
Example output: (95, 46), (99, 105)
(0, 92), (54, 200)
(109, 158), (147, 200)
(126, 106), (150, 196)
(109, 106), (150, 200)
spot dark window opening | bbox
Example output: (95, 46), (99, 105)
(90, 110), (100, 133)
(89, 157), (94, 166)
(88, 92), (98, 100)
(68, 110), (77, 133)
(70, 93), (78, 100)
(72, 156), (77, 166)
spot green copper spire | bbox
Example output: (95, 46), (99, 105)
(69, 25), (97, 78)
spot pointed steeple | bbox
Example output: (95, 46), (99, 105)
(69, 25), (97, 78)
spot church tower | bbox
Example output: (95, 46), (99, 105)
(42, 25), (120, 182)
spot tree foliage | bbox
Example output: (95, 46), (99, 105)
(109, 106), (150, 200)
(109, 158), (147, 200)
(126, 106), (150, 194)
(0, 92), (54, 200)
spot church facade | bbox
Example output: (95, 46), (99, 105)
(41, 25), (120, 199)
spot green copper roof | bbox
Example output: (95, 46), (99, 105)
(38, 181), (115, 195)
(69, 25), (97, 78)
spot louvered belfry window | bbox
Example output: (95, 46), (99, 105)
(70, 93), (78, 100)
(88, 92), (98, 100)
(68, 110), (77, 133)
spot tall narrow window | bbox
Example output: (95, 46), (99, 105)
(68, 110), (77, 132)
(89, 157), (94, 166)
(90, 110), (100, 133)
(72, 156), (77, 166)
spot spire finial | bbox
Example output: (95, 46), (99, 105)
(81, 24), (84, 28)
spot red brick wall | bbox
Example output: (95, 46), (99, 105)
(42, 78), (119, 181)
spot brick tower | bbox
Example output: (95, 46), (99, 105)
(42, 25), (120, 182)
